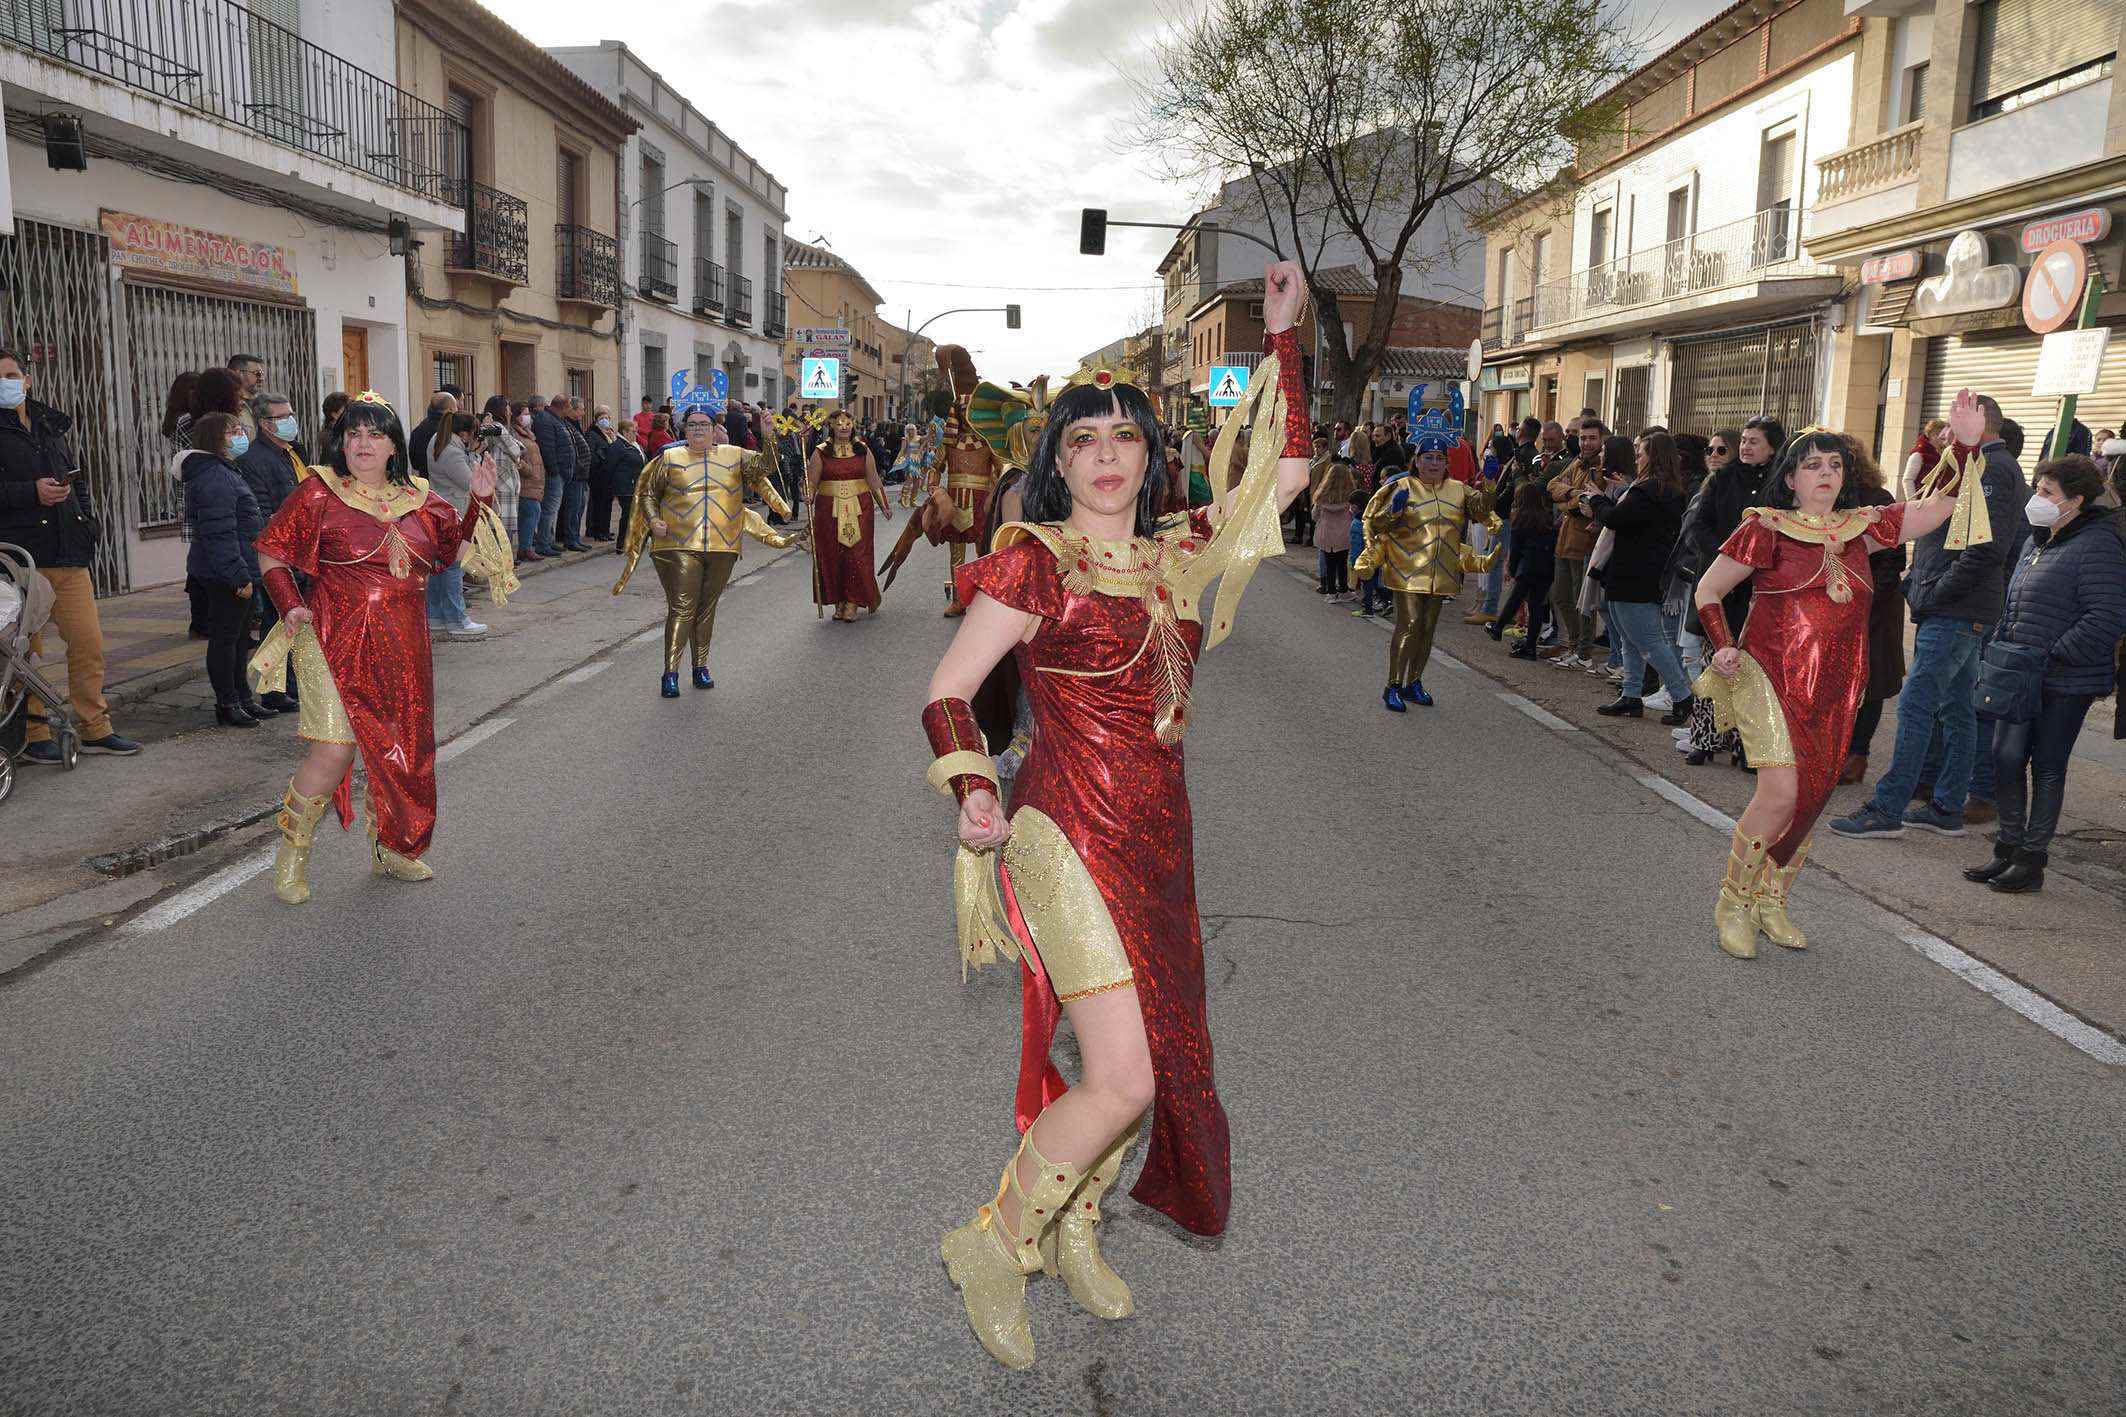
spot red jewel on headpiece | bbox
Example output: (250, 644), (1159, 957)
(1096, 371), (1112, 388)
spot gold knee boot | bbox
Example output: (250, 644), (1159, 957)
(1715, 828), (1770, 960)
(1753, 839), (1810, 951)
(1040, 1122), (1136, 1320)
(940, 1128), (1082, 1370)
(368, 823), (435, 883)
(272, 783), (331, 905)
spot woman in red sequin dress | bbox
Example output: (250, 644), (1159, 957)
(252, 394), (512, 905)
(918, 263), (1316, 1370)
(1692, 402), (1973, 960)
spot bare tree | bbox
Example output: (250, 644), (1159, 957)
(1131, 0), (1639, 421)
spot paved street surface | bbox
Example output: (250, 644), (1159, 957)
(3, 540), (2122, 1416)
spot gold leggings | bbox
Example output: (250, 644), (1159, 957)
(651, 550), (737, 672)
(1389, 592), (1446, 684)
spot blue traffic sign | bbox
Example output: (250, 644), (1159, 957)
(800, 356), (842, 402)
(1206, 365), (1248, 407)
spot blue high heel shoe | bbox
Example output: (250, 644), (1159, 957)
(692, 666), (714, 689)
(1382, 684), (1407, 713)
(660, 672), (680, 698)
(1404, 680), (1433, 707)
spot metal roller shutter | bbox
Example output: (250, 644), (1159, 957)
(1920, 321), (2126, 449)
(1669, 319), (1821, 437)
(1971, 0), (2117, 109)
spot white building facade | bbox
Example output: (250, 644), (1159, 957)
(547, 43), (788, 416)
(1, 0), (462, 592)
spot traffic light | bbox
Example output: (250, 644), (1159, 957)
(1005, 304), (1022, 330)
(1079, 208), (1106, 256)
(843, 370), (858, 402)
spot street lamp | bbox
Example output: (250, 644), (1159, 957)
(897, 305), (1021, 420)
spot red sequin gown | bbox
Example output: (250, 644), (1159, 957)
(954, 512), (1231, 1237)
(812, 448), (881, 610)
(255, 476), (481, 858)
(1722, 503), (1908, 864)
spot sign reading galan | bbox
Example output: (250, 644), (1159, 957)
(99, 210), (299, 298)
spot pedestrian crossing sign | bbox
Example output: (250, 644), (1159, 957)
(1206, 365), (1247, 407)
(800, 356), (841, 401)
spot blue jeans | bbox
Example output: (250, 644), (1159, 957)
(1607, 599), (1691, 699)
(1868, 619), (1984, 815)
(426, 564), (467, 627)
(517, 495), (543, 554)
(537, 478), (565, 553)
(1920, 717), (1998, 802)
(559, 475), (587, 547)
(1481, 524), (1510, 615)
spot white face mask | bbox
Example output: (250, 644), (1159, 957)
(2024, 492), (2065, 528)
(0, 377), (25, 409)
(596, 418), (613, 430)
(272, 415), (299, 441)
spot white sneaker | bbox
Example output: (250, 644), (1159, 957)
(449, 620), (488, 639)
(1675, 735), (1694, 752)
(1587, 660), (1612, 676)
(1671, 725), (1692, 740)
(1646, 689), (1674, 712)
(1550, 653), (1581, 669)
(1600, 666), (1624, 681)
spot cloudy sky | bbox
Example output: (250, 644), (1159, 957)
(499, 0), (1731, 384)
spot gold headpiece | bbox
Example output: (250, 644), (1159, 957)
(1060, 364), (1137, 398)
(353, 389), (395, 412)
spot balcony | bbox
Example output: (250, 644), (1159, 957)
(0, 0), (462, 204)
(639, 230), (678, 302)
(1481, 306), (1503, 351)
(1818, 121), (1923, 205)
(693, 257), (724, 316)
(443, 180), (527, 285)
(730, 273), (754, 327)
(1531, 205), (1838, 337)
(765, 289), (788, 340)
(554, 225), (618, 307)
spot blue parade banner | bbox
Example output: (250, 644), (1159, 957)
(672, 368), (728, 416)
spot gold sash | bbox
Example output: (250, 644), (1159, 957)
(821, 478), (872, 547)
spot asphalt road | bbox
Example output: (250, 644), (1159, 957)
(3, 540), (2122, 1416)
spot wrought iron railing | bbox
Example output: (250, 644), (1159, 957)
(1, 0), (462, 203)
(1815, 121), (1924, 204)
(639, 230), (677, 301)
(554, 225), (618, 306)
(1511, 295), (1534, 343)
(765, 289), (788, 339)
(730, 272), (754, 326)
(693, 257), (724, 315)
(443, 180), (527, 284)
(1532, 205), (1834, 329)
(1481, 306), (1503, 350)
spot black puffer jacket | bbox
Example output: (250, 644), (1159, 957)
(178, 449), (262, 588)
(0, 399), (98, 568)
(1590, 479), (1684, 602)
(1671, 458), (1769, 634)
(1996, 506), (2126, 696)
(1905, 441), (2026, 625)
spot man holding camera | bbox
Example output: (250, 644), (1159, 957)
(0, 349), (142, 760)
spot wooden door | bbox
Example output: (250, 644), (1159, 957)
(340, 325), (369, 395)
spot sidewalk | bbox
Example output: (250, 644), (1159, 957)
(1277, 544), (2126, 1046)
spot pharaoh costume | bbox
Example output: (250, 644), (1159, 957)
(1695, 446), (1983, 957)
(921, 332), (1304, 1369)
(934, 346), (1002, 616)
(1353, 437), (1497, 709)
(810, 427), (886, 616)
(613, 440), (793, 690)
(251, 421), (517, 901)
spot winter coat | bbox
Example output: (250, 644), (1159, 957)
(235, 438), (301, 519)
(1588, 479), (1683, 603)
(530, 408), (576, 482)
(0, 398), (98, 569)
(428, 433), (475, 515)
(1905, 440), (2027, 626)
(1548, 457), (1604, 560)
(407, 412), (443, 476)
(603, 435), (646, 494)
(1996, 506), (2126, 696)
(1675, 458), (1769, 637)
(177, 449), (261, 587)
(562, 418), (594, 481)
(513, 425), (546, 503)
(1509, 519), (1556, 584)
(1855, 486), (1907, 702)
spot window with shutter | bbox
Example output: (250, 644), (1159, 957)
(444, 89), (474, 194)
(1971, 0), (2116, 117)
(557, 150), (579, 228)
(246, 0), (305, 144)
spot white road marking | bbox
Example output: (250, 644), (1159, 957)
(120, 852), (272, 935)
(1632, 771), (1735, 833)
(630, 628), (662, 645)
(1497, 692), (1579, 734)
(1896, 926), (2126, 1065)
(438, 716), (514, 763)
(560, 663), (609, 684)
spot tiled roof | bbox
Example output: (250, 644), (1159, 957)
(782, 237), (885, 308)
(1216, 264), (1376, 298)
(1377, 348), (1471, 381)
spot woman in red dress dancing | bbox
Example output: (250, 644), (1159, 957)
(919, 263), (1316, 1369)
(804, 407), (892, 621)
(252, 392), (514, 903)
(1691, 394), (1979, 958)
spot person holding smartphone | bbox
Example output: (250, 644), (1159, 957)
(0, 349), (142, 759)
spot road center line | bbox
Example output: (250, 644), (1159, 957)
(438, 716), (514, 763)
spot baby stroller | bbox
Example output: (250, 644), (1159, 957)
(0, 542), (81, 802)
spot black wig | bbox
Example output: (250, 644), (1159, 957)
(1761, 430), (1860, 511)
(1020, 381), (1170, 538)
(328, 397), (412, 485)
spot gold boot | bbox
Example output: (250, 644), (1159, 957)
(940, 1128), (1082, 1370)
(271, 783), (331, 905)
(1715, 827), (1770, 960)
(1753, 839), (1810, 951)
(1040, 1122), (1136, 1320)
(369, 826), (435, 882)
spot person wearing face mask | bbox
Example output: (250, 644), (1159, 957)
(507, 402), (547, 562)
(425, 413), (488, 641)
(175, 412), (268, 727)
(0, 349), (143, 760)
(1692, 409), (1966, 960)
(583, 404), (618, 542)
(614, 406), (793, 695)
(1957, 456), (2126, 893)
(1675, 419), (1781, 766)
(236, 392), (310, 712)
(802, 407), (894, 622)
